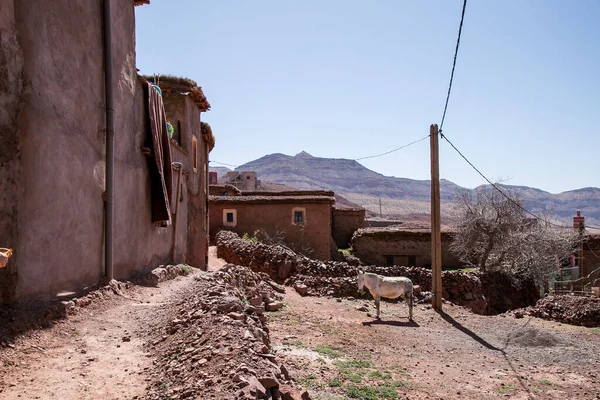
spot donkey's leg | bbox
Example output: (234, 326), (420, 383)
(408, 292), (414, 321)
(375, 296), (381, 319)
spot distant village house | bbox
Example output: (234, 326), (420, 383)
(209, 186), (366, 261)
(351, 223), (460, 268)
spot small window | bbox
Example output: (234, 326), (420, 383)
(294, 211), (303, 224)
(192, 135), (198, 173)
(385, 256), (394, 267)
(223, 209), (237, 227)
(292, 207), (306, 225)
(408, 255), (417, 267)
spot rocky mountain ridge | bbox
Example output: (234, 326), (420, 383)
(233, 151), (600, 226)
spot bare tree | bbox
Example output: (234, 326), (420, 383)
(450, 186), (581, 287)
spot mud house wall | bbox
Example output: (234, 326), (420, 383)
(3, 1), (203, 303)
(113, 80), (183, 276)
(0, 0), (24, 304)
(162, 92), (208, 270)
(352, 232), (460, 268)
(332, 209), (365, 249)
(582, 237), (600, 277)
(210, 201), (332, 261)
(11, 0), (110, 301)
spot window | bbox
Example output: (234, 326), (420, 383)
(292, 207), (306, 225)
(223, 209), (237, 227)
(192, 135), (198, 173)
(408, 255), (417, 267)
(385, 256), (394, 267)
(172, 120), (182, 145)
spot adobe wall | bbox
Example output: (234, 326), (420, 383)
(332, 208), (365, 248)
(582, 238), (600, 277)
(210, 202), (332, 260)
(2, 1), (208, 303)
(0, 0), (24, 303)
(351, 231), (460, 268)
(11, 0), (111, 300)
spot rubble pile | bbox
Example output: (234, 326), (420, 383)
(135, 264), (192, 286)
(516, 295), (600, 327)
(58, 279), (132, 316)
(144, 264), (310, 400)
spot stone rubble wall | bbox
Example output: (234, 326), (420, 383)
(216, 231), (488, 314)
(513, 295), (600, 328)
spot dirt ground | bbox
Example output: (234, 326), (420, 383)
(0, 273), (196, 400)
(268, 292), (600, 400)
(1, 249), (599, 400)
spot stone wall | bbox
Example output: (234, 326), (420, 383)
(216, 231), (491, 314)
(332, 208), (365, 249)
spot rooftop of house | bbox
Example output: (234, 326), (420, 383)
(209, 195), (335, 204)
(143, 75), (210, 111)
(239, 190), (335, 197)
(201, 121), (215, 151)
(357, 221), (456, 236)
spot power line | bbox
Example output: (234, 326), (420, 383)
(209, 134), (431, 167)
(209, 160), (239, 168)
(439, 0), (468, 132)
(441, 133), (573, 230)
(354, 135), (430, 161)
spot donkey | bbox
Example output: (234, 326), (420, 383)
(357, 271), (414, 321)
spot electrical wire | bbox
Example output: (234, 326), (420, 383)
(441, 133), (576, 230)
(439, 0), (468, 132)
(354, 135), (430, 161)
(209, 160), (239, 168)
(209, 134), (431, 168)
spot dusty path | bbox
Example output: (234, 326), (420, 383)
(268, 291), (600, 400)
(2, 250), (600, 400)
(0, 269), (203, 400)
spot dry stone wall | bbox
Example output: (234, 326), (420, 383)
(216, 231), (488, 314)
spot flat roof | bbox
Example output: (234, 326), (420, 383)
(210, 195), (335, 204)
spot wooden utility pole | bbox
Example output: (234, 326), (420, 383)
(430, 124), (442, 310)
(379, 198), (383, 218)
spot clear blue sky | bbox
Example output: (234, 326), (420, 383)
(135, 1), (599, 194)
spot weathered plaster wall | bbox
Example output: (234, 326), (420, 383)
(210, 202), (332, 261)
(582, 237), (600, 277)
(0, 0), (24, 303)
(4, 1), (208, 303)
(351, 231), (460, 268)
(12, 0), (108, 300)
(332, 209), (365, 249)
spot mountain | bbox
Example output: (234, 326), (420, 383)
(237, 151), (600, 226)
